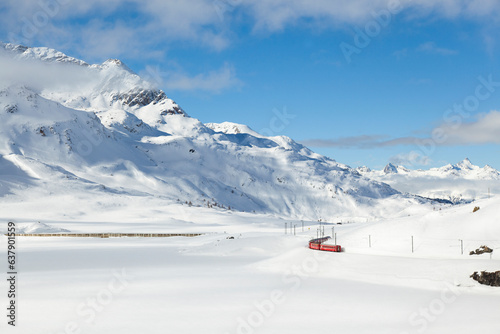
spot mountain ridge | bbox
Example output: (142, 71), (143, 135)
(360, 158), (500, 180)
(357, 158), (500, 202)
(0, 42), (444, 220)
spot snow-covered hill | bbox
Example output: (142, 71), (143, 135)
(357, 159), (500, 202)
(0, 42), (443, 221)
(0, 191), (498, 334)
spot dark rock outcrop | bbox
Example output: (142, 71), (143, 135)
(5, 104), (18, 113)
(469, 245), (493, 255)
(111, 89), (185, 116)
(470, 271), (500, 287)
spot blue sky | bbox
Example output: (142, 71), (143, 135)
(2, 0), (500, 169)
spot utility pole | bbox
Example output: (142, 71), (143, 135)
(302, 220), (304, 232)
(411, 236), (414, 253)
(334, 233), (337, 246)
(285, 222), (287, 234)
(459, 239), (463, 255)
(294, 225), (296, 236)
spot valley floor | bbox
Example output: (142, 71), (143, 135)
(0, 197), (499, 334)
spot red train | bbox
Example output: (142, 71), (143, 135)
(309, 237), (341, 252)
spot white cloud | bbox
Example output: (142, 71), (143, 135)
(0, 36), (241, 96)
(463, 0), (500, 17)
(393, 48), (408, 59)
(301, 135), (424, 149)
(142, 1), (219, 36)
(438, 110), (500, 145)
(417, 42), (458, 56)
(390, 152), (432, 166)
(242, 0), (500, 32)
(1, 0), (229, 59)
(301, 135), (389, 149)
(244, 0), (390, 32)
(145, 63), (243, 94)
(76, 23), (144, 60)
(0, 52), (95, 92)
(300, 111), (500, 151)
(2, 0), (500, 60)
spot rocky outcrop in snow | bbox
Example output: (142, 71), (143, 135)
(471, 271), (500, 287)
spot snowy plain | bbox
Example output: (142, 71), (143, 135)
(0, 194), (499, 334)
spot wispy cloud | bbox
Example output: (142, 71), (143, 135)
(0, 49), (243, 95)
(437, 110), (500, 145)
(300, 135), (418, 149)
(2, 0), (500, 60)
(146, 63), (243, 94)
(76, 22), (156, 61)
(243, 0), (500, 32)
(301, 110), (500, 149)
(1, 0), (229, 60)
(393, 48), (408, 60)
(0, 52), (95, 92)
(390, 152), (432, 166)
(300, 135), (387, 149)
(417, 42), (458, 56)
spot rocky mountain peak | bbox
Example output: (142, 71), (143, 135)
(101, 58), (134, 73)
(383, 163), (398, 174)
(456, 158), (474, 170)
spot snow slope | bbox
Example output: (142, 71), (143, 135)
(357, 159), (500, 202)
(0, 196), (498, 334)
(0, 42), (439, 221)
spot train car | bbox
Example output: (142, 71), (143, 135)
(308, 236), (341, 252)
(319, 244), (341, 252)
(309, 241), (321, 250)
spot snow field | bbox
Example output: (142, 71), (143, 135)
(0, 196), (499, 334)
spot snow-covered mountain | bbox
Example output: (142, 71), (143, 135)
(0, 42), (441, 221)
(365, 158), (500, 180)
(357, 159), (500, 202)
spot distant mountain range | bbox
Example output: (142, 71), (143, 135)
(361, 158), (500, 180)
(356, 159), (500, 203)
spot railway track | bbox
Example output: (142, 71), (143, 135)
(4, 233), (203, 238)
